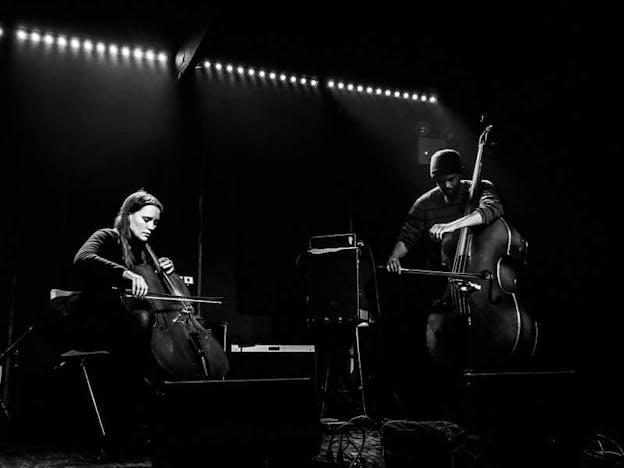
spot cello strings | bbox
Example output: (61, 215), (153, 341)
(460, 233), (472, 318)
(452, 229), (471, 317)
(146, 243), (195, 314)
(451, 230), (464, 315)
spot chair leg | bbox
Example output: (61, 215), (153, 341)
(79, 360), (106, 439)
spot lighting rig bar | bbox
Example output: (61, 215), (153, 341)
(328, 79), (437, 103)
(196, 57), (438, 103)
(2, 24), (439, 103)
(197, 59), (319, 89)
(12, 25), (168, 64)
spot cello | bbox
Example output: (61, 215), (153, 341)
(402, 124), (538, 369)
(124, 244), (229, 380)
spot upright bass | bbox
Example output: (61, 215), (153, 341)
(404, 125), (538, 368)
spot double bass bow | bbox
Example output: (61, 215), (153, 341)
(124, 244), (229, 380)
(402, 124), (538, 369)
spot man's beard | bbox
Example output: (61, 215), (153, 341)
(442, 188), (458, 201)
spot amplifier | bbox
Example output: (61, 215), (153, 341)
(228, 344), (316, 381)
(306, 234), (359, 324)
(309, 233), (357, 249)
(462, 369), (590, 458)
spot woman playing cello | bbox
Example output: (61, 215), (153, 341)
(72, 190), (172, 362)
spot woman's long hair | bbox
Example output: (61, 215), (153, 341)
(113, 190), (163, 268)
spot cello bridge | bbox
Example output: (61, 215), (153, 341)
(451, 279), (482, 294)
(172, 308), (196, 322)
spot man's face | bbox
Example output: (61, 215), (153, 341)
(434, 173), (461, 201)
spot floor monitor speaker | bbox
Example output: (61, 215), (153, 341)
(149, 377), (321, 467)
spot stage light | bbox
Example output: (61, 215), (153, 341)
(215, 62), (223, 70)
(192, 57), (440, 103)
(0, 27), (3, 37)
(429, 96), (437, 103)
(10, 25), (170, 69)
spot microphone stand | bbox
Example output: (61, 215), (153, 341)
(0, 325), (35, 423)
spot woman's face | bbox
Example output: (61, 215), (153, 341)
(128, 205), (161, 242)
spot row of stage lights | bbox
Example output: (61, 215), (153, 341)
(12, 26), (168, 63)
(328, 80), (437, 103)
(199, 60), (437, 103)
(198, 60), (319, 88)
(1, 25), (438, 103)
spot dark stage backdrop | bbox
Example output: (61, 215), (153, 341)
(0, 9), (620, 435)
(195, 70), (346, 344)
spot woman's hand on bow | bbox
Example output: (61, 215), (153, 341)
(122, 270), (149, 297)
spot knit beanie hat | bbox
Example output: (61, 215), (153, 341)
(429, 149), (463, 178)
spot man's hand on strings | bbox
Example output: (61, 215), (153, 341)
(429, 222), (457, 241)
(122, 270), (149, 297)
(158, 257), (175, 274)
(386, 257), (401, 273)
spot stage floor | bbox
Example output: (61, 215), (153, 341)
(0, 419), (385, 468)
(2, 416), (617, 467)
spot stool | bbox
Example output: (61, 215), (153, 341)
(58, 349), (110, 441)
